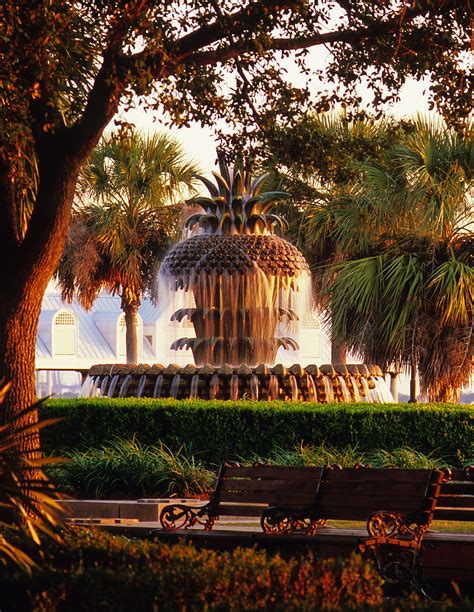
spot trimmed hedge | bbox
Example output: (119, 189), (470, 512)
(0, 530), (385, 611)
(40, 399), (473, 465)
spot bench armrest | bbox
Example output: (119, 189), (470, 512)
(367, 511), (427, 545)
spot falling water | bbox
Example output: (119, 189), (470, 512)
(157, 262), (312, 367)
(170, 374), (181, 399)
(81, 363), (393, 403)
(289, 375), (299, 401)
(323, 377), (334, 402)
(230, 374), (240, 401)
(118, 374), (132, 398)
(153, 375), (164, 398)
(306, 374), (318, 402)
(99, 376), (109, 396)
(90, 376), (101, 397)
(337, 376), (352, 402)
(190, 374), (199, 399)
(209, 374), (220, 400)
(349, 376), (362, 402)
(250, 374), (260, 400)
(136, 375), (147, 398)
(360, 377), (374, 401)
(107, 374), (120, 398)
(80, 375), (94, 397)
(268, 374), (279, 400)
(373, 377), (394, 403)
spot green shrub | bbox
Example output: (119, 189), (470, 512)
(47, 438), (215, 499)
(40, 399), (473, 465)
(1, 528), (385, 611)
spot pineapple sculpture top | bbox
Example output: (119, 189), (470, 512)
(185, 162), (289, 236)
(159, 159), (310, 367)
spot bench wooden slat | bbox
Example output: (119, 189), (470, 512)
(433, 508), (474, 521)
(440, 483), (474, 495)
(316, 481), (429, 497)
(436, 495), (474, 508)
(322, 468), (434, 483)
(217, 503), (267, 517)
(220, 478), (317, 494)
(324, 468), (435, 481)
(447, 469), (470, 481)
(316, 493), (426, 513)
(218, 490), (316, 505)
(222, 466), (324, 479)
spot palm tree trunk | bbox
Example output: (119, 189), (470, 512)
(331, 334), (347, 365)
(409, 358), (417, 403)
(123, 301), (139, 365)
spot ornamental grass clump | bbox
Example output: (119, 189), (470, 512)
(244, 443), (367, 467)
(244, 444), (456, 470)
(47, 438), (214, 499)
(367, 447), (449, 470)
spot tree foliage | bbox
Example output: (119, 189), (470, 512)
(1, 1), (470, 244)
(310, 117), (473, 401)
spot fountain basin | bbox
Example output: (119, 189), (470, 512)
(81, 363), (394, 403)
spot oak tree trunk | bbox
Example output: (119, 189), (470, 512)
(0, 147), (80, 458)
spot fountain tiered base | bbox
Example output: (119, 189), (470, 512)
(81, 363), (394, 403)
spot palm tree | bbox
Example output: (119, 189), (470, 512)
(0, 382), (65, 572)
(322, 116), (473, 401)
(268, 110), (410, 363)
(56, 131), (200, 364)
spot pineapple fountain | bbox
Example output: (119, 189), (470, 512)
(82, 161), (393, 403)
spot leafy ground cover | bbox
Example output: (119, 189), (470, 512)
(1, 528), (471, 611)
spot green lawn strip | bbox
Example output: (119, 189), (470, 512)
(208, 519), (474, 534)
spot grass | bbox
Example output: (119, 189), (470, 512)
(46, 437), (215, 499)
(46, 439), (470, 501)
(243, 443), (453, 469)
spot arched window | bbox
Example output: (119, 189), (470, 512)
(53, 311), (77, 356)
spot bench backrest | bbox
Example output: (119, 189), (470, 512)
(209, 464), (324, 517)
(314, 467), (444, 524)
(434, 467), (474, 522)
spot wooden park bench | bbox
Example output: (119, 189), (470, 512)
(420, 466), (474, 587)
(159, 464), (325, 533)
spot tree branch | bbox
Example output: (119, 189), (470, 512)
(68, 0), (156, 160)
(142, 0), (459, 72)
